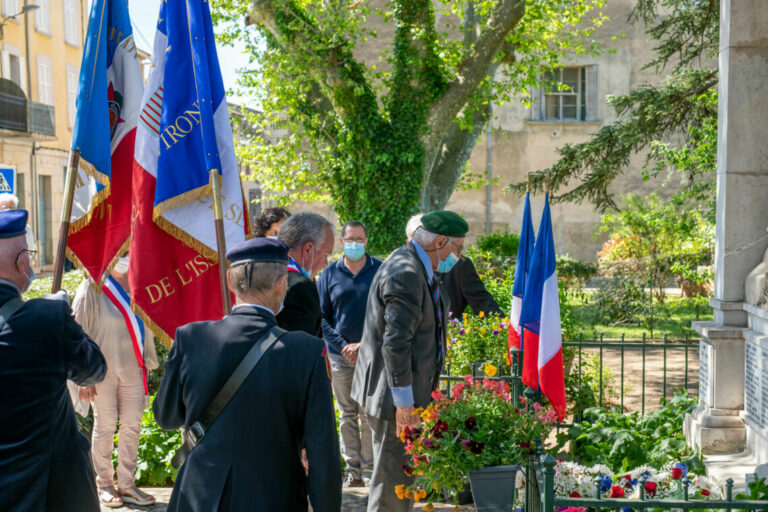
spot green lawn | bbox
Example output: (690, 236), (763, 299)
(568, 292), (712, 340)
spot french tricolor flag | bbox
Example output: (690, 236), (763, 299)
(509, 192), (535, 359)
(519, 194), (566, 420)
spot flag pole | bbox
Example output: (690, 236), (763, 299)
(210, 169), (232, 315)
(51, 149), (80, 292)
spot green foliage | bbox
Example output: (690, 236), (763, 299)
(556, 255), (598, 295)
(475, 230), (519, 261)
(214, 0), (607, 252)
(736, 476), (768, 501)
(23, 270), (85, 302)
(589, 278), (649, 326)
(597, 193), (714, 303)
(556, 391), (699, 471)
(132, 396), (182, 487)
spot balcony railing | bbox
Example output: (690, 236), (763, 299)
(0, 92), (55, 136)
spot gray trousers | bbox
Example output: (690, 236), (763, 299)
(329, 353), (373, 479)
(367, 415), (414, 512)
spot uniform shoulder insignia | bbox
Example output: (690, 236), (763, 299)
(321, 345), (332, 382)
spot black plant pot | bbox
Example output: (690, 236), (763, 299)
(442, 482), (474, 505)
(468, 464), (521, 512)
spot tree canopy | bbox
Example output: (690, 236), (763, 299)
(214, 0), (606, 251)
(508, 0), (719, 213)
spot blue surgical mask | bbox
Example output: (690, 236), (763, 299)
(343, 242), (365, 261)
(437, 251), (459, 273)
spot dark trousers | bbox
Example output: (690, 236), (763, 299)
(366, 415), (414, 512)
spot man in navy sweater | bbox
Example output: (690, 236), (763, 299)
(318, 220), (382, 487)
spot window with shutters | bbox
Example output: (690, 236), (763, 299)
(531, 66), (599, 122)
(8, 54), (22, 89)
(35, 0), (50, 34)
(2, 0), (17, 17)
(63, 0), (79, 46)
(37, 55), (53, 105)
(66, 64), (78, 128)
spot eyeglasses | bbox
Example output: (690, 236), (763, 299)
(15, 249), (37, 265)
(342, 238), (367, 244)
(450, 241), (464, 256)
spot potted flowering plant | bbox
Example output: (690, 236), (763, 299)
(397, 376), (557, 511)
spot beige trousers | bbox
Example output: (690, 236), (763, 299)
(91, 367), (145, 489)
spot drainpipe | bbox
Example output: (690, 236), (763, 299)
(23, 0), (38, 266)
(485, 103), (492, 234)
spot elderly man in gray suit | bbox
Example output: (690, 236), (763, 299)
(351, 210), (468, 512)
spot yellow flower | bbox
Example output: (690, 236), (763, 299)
(414, 492), (421, 503)
(404, 489), (412, 499)
(503, 317), (510, 324)
(479, 311), (485, 318)
(395, 485), (405, 500)
(466, 326), (471, 333)
(432, 484), (439, 491)
(463, 312), (469, 319)
(399, 429), (406, 442)
(463, 319), (468, 326)
(480, 327), (487, 335)
(423, 504), (434, 511)
(418, 489), (427, 499)
(485, 363), (498, 377)
(412, 407), (423, 416)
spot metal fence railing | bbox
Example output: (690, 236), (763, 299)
(439, 331), (701, 422)
(527, 452), (768, 512)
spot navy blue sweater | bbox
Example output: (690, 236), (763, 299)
(317, 254), (382, 355)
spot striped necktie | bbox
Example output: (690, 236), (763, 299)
(430, 277), (445, 366)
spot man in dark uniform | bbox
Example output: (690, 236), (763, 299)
(0, 209), (107, 512)
(352, 210), (468, 512)
(154, 237), (342, 512)
(440, 256), (503, 318)
(276, 211), (335, 336)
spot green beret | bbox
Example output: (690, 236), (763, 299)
(421, 210), (469, 237)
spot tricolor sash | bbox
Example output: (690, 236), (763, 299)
(103, 276), (148, 394)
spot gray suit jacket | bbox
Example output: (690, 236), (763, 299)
(351, 243), (448, 421)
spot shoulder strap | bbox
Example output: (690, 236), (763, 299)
(171, 325), (286, 469)
(0, 297), (24, 332)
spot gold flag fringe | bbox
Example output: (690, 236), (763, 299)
(68, 158), (112, 235)
(132, 301), (173, 347)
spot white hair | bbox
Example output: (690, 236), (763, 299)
(0, 194), (19, 210)
(405, 214), (423, 241)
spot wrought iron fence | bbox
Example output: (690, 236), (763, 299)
(526, 453), (768, 512)
(439, 331), (700, 421)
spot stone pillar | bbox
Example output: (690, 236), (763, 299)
(712, 0), (768, 325)
(686, 0), (768, 455)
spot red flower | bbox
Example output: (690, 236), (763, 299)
(401, 464), (414, 476)
(431, 420), (449, 438)
(610, 486), (625, 498)
(464, 416), (478, 431)
(644, 481), (657, 496)
(671, 468), (683, 480)
(460, 439), (485, 454)
(422, 438), (440, 450)
(570, 492), (581, 498)
(431, 389), (445, 401)
(701, 489), (710, 496)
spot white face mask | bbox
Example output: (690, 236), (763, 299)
(266, 235), (279, 240)
(301, 246), (315, 279)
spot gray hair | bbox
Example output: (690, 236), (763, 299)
(405, 214), (423, 241)
(0, 194), (19, 210)
(229, 261), (286, 295)
(278, 211), (333, 250)
(411, 226), (438, 246)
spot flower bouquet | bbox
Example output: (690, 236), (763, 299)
(397, 376), (557, 510)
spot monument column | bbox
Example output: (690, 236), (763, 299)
(686, 0), (768, 455)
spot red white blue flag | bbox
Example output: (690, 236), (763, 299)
(129, 0), (248, 342)
(509, 192), (535, 357)
(103, 275), (148, 394)
(66, 0), (143, 285)
(519, 194), (566, 420)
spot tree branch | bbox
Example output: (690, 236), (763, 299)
(424, 0), (523, 137)
(249, 0), (379, 126)
(421, 100), (493, 211)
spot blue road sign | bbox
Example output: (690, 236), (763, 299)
(0, 167), (15, 195)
